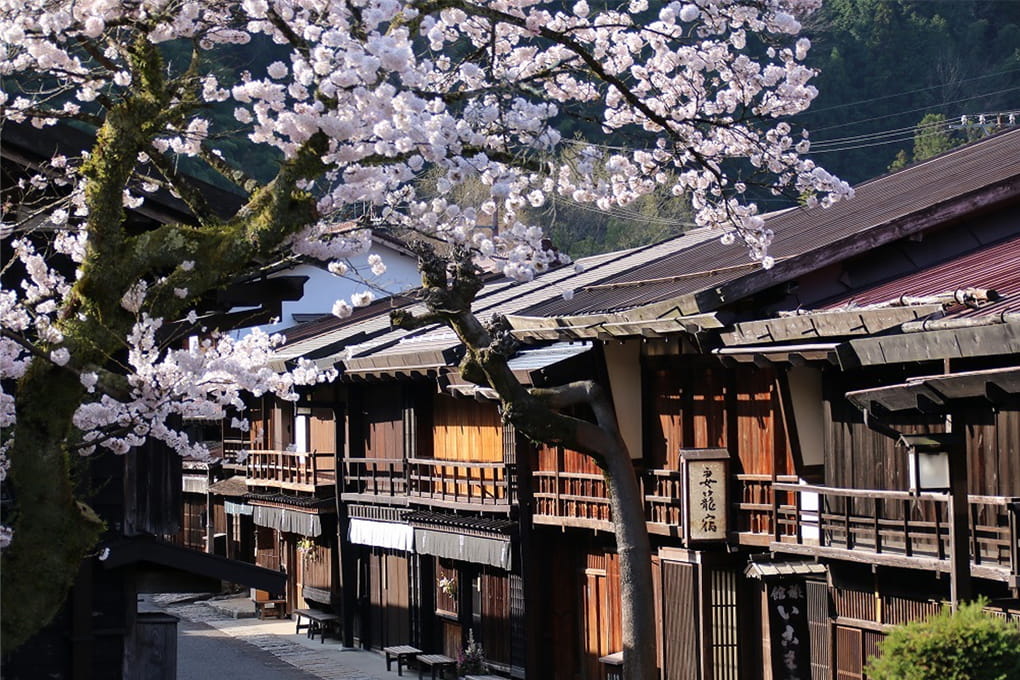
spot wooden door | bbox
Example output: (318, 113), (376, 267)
(580, 552), (622, 680)
(367, 549), (410, 649)
(834, 626), (862, 680)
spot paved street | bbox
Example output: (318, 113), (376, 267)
(177, 616), (321, 680)
(150, 596), (408, 680)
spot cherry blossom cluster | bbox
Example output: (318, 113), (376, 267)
(71, 316), (336, 459)
(1, 0), (855, 551)
(3, 0), (849, 278)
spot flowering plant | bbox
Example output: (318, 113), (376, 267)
(457, 630), (487, 676)
(297, 537), (320, 562)
(438, 576), (457, 599)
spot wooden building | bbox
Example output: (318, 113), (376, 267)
(205, 128), (1020, 680)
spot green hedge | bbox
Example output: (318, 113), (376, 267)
(866, 599), (1020, 680)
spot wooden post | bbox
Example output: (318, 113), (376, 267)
(947, 436), (972, 607)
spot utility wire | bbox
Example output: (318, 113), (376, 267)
(800, 65), (1020, 117)
(810, 84), (1020, 135)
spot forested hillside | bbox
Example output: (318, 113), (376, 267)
(800, 0), (1020, 187)
(541, 0), (1020, 257)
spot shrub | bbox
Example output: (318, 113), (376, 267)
(866, 598), (1020, 680)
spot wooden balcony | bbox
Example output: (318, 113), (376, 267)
(771, 483), (1020, 584)
(533, 468), (812, 544)
(734, 474), (800, 546)
(342, 457), (408, 504)
(407, 458), (514, 511)
(245, 449), (336, 492)
(340, 457), (516, 512)
(532, 467), (707, 538)
(533, 470), (613, 531)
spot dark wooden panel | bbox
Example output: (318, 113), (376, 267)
(834, 626), (862, 680)
(482, 570), (511, 665)
(662, 560), (699, 680)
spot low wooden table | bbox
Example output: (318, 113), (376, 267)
(417, 654), (456, 680)
(384, 645), (422, 676)
(254, 599), (287, 620)
(292, 608), (340, 643)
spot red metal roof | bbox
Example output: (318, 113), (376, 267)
(821, 233), (1020, 318)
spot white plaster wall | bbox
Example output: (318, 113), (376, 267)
(232, 243), (421, 338)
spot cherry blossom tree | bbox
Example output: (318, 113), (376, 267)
(0, 0), (851, 672)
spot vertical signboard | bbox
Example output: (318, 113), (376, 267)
(767, 578), (811, 680)
(680, 448), (729, 543)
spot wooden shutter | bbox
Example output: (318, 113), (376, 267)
(806, 581), (832, 680)
(708, 569), (738, 680)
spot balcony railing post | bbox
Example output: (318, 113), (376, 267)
(970, 502), (980, 565)
(902, 498), (911, 557)
(794, 489), (803, 544)
(934, 499), (945, 561)
(873, 498), (882, 553)
(844, 497), (853, 550)
(1009, 503), (1019, 584)
(772, 480), (781, 544)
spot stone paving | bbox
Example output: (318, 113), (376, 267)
(152, 595), (407, 680)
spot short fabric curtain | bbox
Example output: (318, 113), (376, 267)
(252, 505), (322, 537)
(348, 518), (414, 552)
(413, 528), (511, 571)
(224, 501), (253, 516)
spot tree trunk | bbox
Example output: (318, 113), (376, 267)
(602, 441), (657, 680)
(396, 255), (659, 679)
(2, 362), (105, 653)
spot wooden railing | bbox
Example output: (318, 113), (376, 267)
(407, 458), (514, 508)
(532, 467), (703, 537)
(533, 470), (613, 529)
(642, 469), (684, 534)
(245, 449), (335, 491)
(343, 457), (407, 499)
(772, 483), (1020, 581)
(734, 474), (799, 545)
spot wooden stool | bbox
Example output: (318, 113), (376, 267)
(417, 654), (456, 680)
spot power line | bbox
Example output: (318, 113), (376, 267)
(801, 66), (1020, 117)
(810, 84), (1020, 135)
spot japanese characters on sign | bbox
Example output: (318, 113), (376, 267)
(767, 580), (810, 680)
(686, 459), (727, 541)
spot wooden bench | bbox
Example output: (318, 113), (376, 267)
(292, 608), (340, 643)
(417, 654), (457, 680)
(384, 645), (422, 676)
